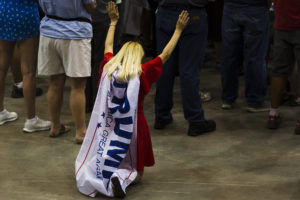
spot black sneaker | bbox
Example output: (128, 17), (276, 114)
(154, 115), (173, 130)
(111, 177), (126, 198)
(188, 120), (216, 136)
(11, 85), (43, 98)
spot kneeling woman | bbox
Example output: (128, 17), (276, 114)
(75, 1), (189, 198)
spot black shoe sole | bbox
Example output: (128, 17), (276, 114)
(188, 127), (216, 136)
(111, 177), (126, 198)
(154, 118), (173, 130)
(187, 121), (216, 136)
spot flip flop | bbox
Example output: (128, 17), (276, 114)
(75, 135), (85, 144)
(49, 124), (71, 138)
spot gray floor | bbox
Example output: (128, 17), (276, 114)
(1, 64), (300, 200)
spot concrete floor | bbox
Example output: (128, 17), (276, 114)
(1, 62), (300, 200)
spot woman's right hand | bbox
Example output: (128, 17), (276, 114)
(176, 10), (190, 31)
(107, 1), (119, 24)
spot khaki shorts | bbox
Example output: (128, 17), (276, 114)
(38, 35), (91, 77)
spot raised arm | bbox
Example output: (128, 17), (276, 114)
(159, 11), (189, 64)
(84, 0), (97, 14)
(104, 1), (119, 54)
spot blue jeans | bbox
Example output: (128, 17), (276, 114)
(221, 4), (269, 107)
(155, 6), (207, 122)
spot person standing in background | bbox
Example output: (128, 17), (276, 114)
(220, 0), (270, 112)
(154, 0), (216, 136)
(0, 0), (51, 132)
(38, 0), (96, 143)
(268, 0), (300, 132)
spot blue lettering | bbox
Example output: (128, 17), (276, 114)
(114, 117), (133, 139)
(102, 170), (113, 179)
(109, 96), (130, 114)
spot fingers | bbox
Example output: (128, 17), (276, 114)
(179, 10), (189, 24)
(106, 1), (116, 13)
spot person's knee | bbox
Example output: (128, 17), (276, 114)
(70, 78), (87, 92)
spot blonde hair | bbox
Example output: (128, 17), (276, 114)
(104, 42), (144, 83)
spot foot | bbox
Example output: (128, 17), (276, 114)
(246, 104), (269, 113)
(222, 103), (233, 110)
(188, 120), (216, 136)
(111, 177), (126, 198)
(295, 120), (300, 135)
(23, 117), (51, 133)
(49, 124), (71, 137)
(200, 91), (213, 102)
(0, 109), (18, 125)
(75, 132), (86, 144)
(154, 115), (173, 130)
(268, 114), (281, 129)
(11, 85), (43, 98)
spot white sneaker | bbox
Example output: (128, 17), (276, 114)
(0, 109), (18, 125)
(23, 117), (51, 133)
(222, 103), (233, 110)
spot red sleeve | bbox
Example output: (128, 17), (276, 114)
(141, 56), (163, 85)
(98, 52), (114, 87)
(140, 56), (163, 95)
(99, 52), (114, 77)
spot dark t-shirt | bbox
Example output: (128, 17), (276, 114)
(274, 0), (300, 31)
(224, 0), (267, 7)
(158, 0), (208, 7)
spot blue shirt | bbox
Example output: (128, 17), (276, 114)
(39, 0), (94, 39)
(224, 0), (267, 7)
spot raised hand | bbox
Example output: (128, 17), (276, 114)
(176, 10), (190, 31)
(106, 1), (119, 24)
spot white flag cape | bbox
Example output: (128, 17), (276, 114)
(75, 70), (140, 197)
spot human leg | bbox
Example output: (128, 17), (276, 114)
(0, 40), (15, 111)
(268, 30), (295, 129)
(10, 46), (43, 98)
(178, 8), (207, 123)
(221, 5), (243, 107)
(47, 74), (66, 136)
(11, 46), (22, 84)
(177, 8), (215, 135)
(69, 77), (87, 143)
(154, 7), (178, 129)
(242, 6), (269, 109)
(292, 31), (300, 134)
(0, 40), (18, 125)
(19, 37), (51, 132)
(18, 37), (38, 119)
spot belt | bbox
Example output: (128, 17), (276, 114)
(46, 15), (92, 24)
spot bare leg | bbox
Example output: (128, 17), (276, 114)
(47, 74), (66, 135)
(0, 40), (15, 111)
(270, 76), (287, 109)
(18, 37), (39, 119)
(11, 46), (22, 84)
(69, 77), (87, 142)
(287, 63), (299, 104)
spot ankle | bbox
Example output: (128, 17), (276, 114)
(27, 116), (37, 123)
(269, 108), (279, 116)
(0, 109), (7, 115)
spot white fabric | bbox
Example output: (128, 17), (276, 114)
(75, 69), (140, 197)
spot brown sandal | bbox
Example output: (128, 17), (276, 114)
(49, 124), (71, 137)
